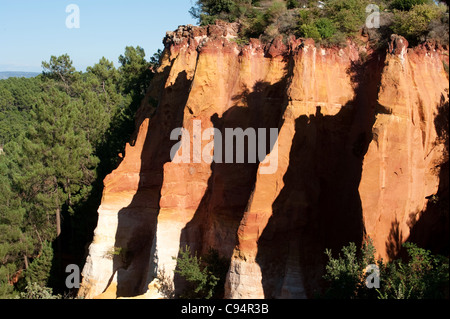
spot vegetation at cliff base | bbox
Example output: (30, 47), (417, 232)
(173, 246), (229, 299)
(0, 47), (161, 298)
(189, 0), (449, 47)
(323, 239), (449, 299)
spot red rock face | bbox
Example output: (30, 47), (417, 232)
(78, 22), (449, 299)
(360, 38), (449, 261)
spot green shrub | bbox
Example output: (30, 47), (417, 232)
(323, 242), (363, 298)
(378, 243), (449, 299)
(296, 0), (366, 45)
(299, 23), (322, 41)
(315, 18), (337, 39)
(264, 1), (287, 24)
(189, 0), (448, 48)
(240, 9), (268, 38)
(287, 0), (300, 9)
(298, 17), (336, 43)
(391, 3), (446, 45)
(296, 8), (314, 28)
(231, 37), (250, 46)
(390, 0), (432, 11)
(18, 282), (61, 299)
(323, 239), (449, 299)
(426, 6), (449, 45)
(325, 0), (369, 34)
(173, 246), (228, 299)
(323, 239), (378, 298)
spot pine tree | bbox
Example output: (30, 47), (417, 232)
(15, 87), (99, 240)
(0, 49), (161, 296)
(42, 54), (78, 93)
(0, 155), (33, 298)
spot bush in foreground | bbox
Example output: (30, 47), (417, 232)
(323, 239), (449, 299)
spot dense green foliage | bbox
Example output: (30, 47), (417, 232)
(174, 246), (228, 299)
(323, 239), (449, 299)
(391, 2), (448, 45)
(189, 0), (449, 47)
(17, 282), (61, 299)
(0, 47), (160, 298)
(390, 0), (431, 11)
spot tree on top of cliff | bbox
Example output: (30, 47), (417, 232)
(189, 0), (373, 44)
(189, 0), (449, 47)
(390, 0), (432, 11)
(391, 2), (449, 45)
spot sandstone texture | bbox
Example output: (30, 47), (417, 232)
(78, 22), (449, 299)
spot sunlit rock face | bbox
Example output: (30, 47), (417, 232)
(78, 22), (449, 299)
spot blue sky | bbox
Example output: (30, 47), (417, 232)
(0, 0), (198, 72)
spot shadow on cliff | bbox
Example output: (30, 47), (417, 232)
(175, 77), (289, 297)
(386, 92), (450, 259)
(255, 52), (387, 298)
(407, 92), (449, 257)
(385, 218), (404, 260)
(407, 161), (449, 257)
(109, 70), (191, 297)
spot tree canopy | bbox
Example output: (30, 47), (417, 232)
(189, 0), (449, 47)
(0, 46), (160, 298)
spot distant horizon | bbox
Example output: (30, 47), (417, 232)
(0, 71), (41, 80)
(0, 70), (40, 74)
(0, 0), (198, 73)
(0, 65), (44, 73)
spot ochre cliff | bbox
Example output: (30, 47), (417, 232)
(78, 22), (449, 299)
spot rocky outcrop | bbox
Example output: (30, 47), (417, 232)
(78, 22), (449, 299)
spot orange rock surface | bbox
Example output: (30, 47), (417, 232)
(78, 23), (449, 299)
